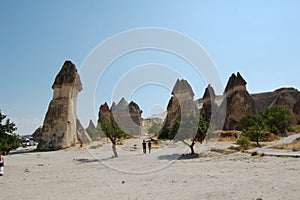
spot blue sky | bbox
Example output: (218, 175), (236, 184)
(1, 0), (300, 135)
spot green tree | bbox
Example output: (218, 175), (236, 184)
(236, 114), (265, 147)
(0, 111), (20, 154)
(263, 106), (292, 135)
(172, 114), (209, 154)
(99, 115), (127, 157)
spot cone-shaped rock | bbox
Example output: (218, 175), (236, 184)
(200, 84), (218, 122)
(220, 72), (256, 130)
(159, 79), (198, 139)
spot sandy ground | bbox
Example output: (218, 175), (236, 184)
(1, 139), (300, 200)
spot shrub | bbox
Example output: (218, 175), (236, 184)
(236, 136), (251, 149)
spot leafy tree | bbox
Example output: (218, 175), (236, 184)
(0, 111), (20, 154)
(172, 114), (209, 154)
(263, 106), (292, 135)
(99, 115), (127, 157)
(236, 114), (265, 147)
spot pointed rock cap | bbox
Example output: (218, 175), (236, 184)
(224, 73), (236, 94)
(52, 60), (82, 91)
(99, 102), (110, 113)
(129, 101), (143, 114)
(88, 119), (96, 129)
(172, 79), (194, 97)
(202, 84), (216, 100)
(224, 72), (247, 94)
(113, 97), (129, 112)
(236, 72), (247, 87)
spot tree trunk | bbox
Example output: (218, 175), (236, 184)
(112, 142), (118, 157)
(189, 140), (195, 155)
(256, 137), (261, 148)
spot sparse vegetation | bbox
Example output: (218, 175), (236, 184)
(0, 111), (21, 154)
(273, 138), (300, 151)
(236, 136), (251, 150)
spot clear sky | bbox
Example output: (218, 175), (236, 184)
(1, 0), (300, 135)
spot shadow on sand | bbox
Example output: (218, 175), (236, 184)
(158, 153), (200, 161)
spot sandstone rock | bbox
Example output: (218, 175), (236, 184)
(221, 72), (256, 130)
(293, 95), (300, 124)
(76, 119), (92, 145)
(224, 72), (246, 97)
(252, 87), (299, 114)
(35, 61), (87, 150)
(159, 79), (198, 139)
(86, 119), (104, 140)
(200, 84), (218, 122)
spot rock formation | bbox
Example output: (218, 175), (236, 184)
(35, 61), (91, 150)
(293, 95), (300, 124)
(220, 72), (256, 130)
(98, 98), (143, 136)
(159, 79), (198, 139)
(200, 84), (218, 122)
(86, 120), (103, 140)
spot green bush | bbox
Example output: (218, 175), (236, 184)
(236, 136), (251, 149)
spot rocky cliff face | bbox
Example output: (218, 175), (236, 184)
(98, 99), (143, 136)
(35, 61), (90, 150)
(159, 79), (198, 138)
(221, 72), (256, 130)
(252, 88), (299, 125)
(293, 95), (300, 124)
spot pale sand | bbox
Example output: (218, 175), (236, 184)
(1, 140), (300, 200)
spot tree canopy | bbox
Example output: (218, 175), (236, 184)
(169, 114), (209, 154)
(263, 106), (292, 135)
(236, 114), (265, 147)
(99, 114), (127, 157)
(0, 111), (20, 154)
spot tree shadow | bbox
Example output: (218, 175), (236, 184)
(158, 153), (200, 161)
(74, 157), (112, 163)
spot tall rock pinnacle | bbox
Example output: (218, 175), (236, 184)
(35, 61), (90, 150)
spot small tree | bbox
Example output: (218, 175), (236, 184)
(99, 115), (127, 157)
(0, 111), (20, 154)
(263, 106), (292, 135)
(173, 114), (209, 154)
(236, 114), (265, 147)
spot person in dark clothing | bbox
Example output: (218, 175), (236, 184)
(148, 140), (152, 153)
(142, 140), (147, 154)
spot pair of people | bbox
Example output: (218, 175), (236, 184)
(0, 152), (4, 176)
(142, 140), (152, 154)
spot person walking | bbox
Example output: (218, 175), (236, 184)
(0, 152), (4, 176)
(142, 140), (147, 154)
(148, 140), (152, 154)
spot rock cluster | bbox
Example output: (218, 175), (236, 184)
(199, 73), (300, 129)
(98, 98), (143, 136)
(34, 61), (91, 150)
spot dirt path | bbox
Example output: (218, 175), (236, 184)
(246, 133), (300, 157)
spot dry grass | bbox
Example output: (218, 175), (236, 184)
(273, 138), (300, 151)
